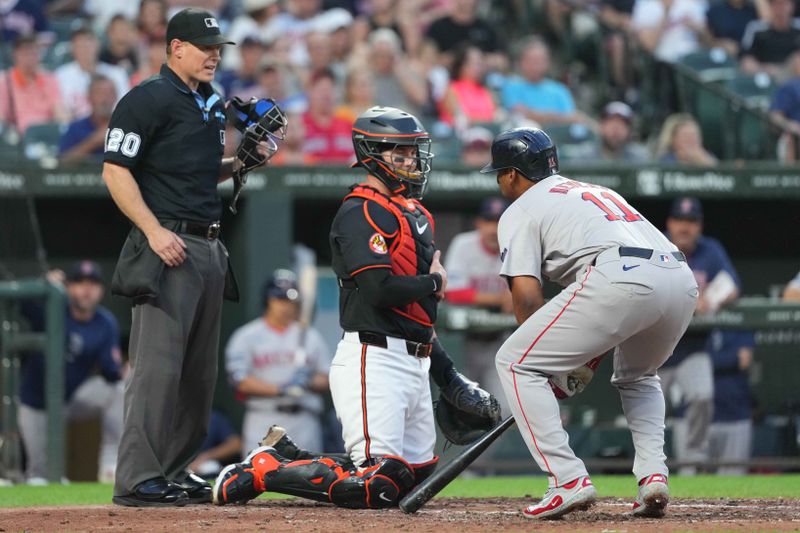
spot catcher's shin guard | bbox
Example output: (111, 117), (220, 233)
(213, 446), (283, 505)
(411, 456), (439, 486)
(259, 455), (415, 509)
(328, 456), (415, 509)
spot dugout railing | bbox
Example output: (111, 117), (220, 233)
(0, 279), (66, 483)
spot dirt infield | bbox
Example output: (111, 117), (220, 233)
(1, 497), (799, 532)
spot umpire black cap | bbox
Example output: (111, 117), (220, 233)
(166, 8), (235, 46)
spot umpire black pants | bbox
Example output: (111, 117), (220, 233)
(114, 235), (227, 496)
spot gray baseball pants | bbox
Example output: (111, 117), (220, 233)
(114, 235), (227, 496)
(496, 247), (698, 488)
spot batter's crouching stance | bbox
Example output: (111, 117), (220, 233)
(213, 107), (500, 508)
(482, 128), (698, 519)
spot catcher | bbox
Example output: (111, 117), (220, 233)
(213, 106), (501, 509)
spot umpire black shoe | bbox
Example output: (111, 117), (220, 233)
(176, 472), (213, 504)
(112, 477), (189, 507)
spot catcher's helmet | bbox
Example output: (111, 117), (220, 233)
(480, 127), (559, 182)
(352, 106), (434, 199)
(261, 269), (300, 308)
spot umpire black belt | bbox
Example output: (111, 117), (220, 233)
(618, 246), (686, 262)
(162, 219), (221, 240)
(356, 331), (433, 358)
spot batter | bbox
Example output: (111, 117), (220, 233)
(481, 127), (698, 519)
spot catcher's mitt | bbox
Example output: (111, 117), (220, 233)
(435, 373), (502, 445)
(435, 394), (498, 445)
(225, 97), (288, 213)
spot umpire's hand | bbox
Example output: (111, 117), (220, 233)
(147, 226), (187, 267)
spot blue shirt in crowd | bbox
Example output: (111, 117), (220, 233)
(770, 78), (800, 123)
(706, 1), (759, 44)
(59, 117), (104, 157)
(20, 302), (121, 409)
(501, 77), (576, 114)
(708, 329), (755, 422)
(664, 234), (741, 366)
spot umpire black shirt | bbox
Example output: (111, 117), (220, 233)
(104, 64), (226, 222)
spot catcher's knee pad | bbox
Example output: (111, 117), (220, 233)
(410, 457), (439, 486)
(329, 456), (415, 509)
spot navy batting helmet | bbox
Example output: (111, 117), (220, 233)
(480, 127), (559, 182)
(352, 106), (434, 199)
(261, 269), (300, 308)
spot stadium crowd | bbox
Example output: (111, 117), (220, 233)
(2, 0), (800, 165)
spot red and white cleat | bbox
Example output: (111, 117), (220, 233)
(522, 476), (597, 519)
(632, 473), (669, 518)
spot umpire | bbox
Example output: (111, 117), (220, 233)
(103, 9), (240, 507)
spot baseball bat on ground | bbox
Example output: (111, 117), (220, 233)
(399, 416), (516, 514)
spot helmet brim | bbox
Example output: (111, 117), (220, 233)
(480, 162), (500, 174)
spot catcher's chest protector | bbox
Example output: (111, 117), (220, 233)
(345, 185), (437, 326)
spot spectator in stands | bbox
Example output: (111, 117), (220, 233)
(271, 111), (314, 165)
(352, 0), (422, 55)
(222, 0), (280, 70)
(218, 36), (265, 99)
(439, 44), (499, 130)
(655, 113), (719, 166)
(740, 0), (800, 78)
(662, 196), (741, 475)
(129, 35), (166, 86)
(783, 270), (800, 300)
(706, 0), (770, 56)
(187, 410), (242, 478)
(366, 28), (428, 119)
(460, 125), (494, 168)
(424, 0), (505, 70)
(59, 75), (117, 164)
(0, 35), (66, 135)
(0, 0), (50, 43)
(55, 27), (129, 121)
(225, 269), (330, 456)
(313, 8), (355, 81)
(302, 67), (354, 164)
(303, 31), (337, 85)
(769, 52), (800, 159)
(631, 0), (708, 114)
(501, 37), (585, 126)
(708, 329), (755, 475)
(587, 101), (651, 162)
(444, 196), (513, 414)
(335, 69), (376, 124)
(136, 0), (168, 41)
(99, 15), (140, 74)
(632, 0), (708, 64)
(268, 0), (329, 69)
(599, 0), (637, 99)
(19, 261), (124, 484)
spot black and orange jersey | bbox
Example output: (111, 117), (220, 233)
(329, 184), (440, 343)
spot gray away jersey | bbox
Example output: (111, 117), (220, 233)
(225, 319), (331, 413)
(498, 175), (677, 287)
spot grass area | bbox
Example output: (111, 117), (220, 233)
(1, 475), (799, 508)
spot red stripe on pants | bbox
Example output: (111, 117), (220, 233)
(510, 266), (593, 486)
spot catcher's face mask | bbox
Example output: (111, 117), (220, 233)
(362, 138), (433, 199)
(227, 97), (288, 160)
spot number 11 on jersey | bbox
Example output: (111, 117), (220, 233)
(582, 191), (642, 222)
